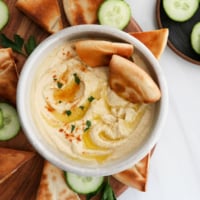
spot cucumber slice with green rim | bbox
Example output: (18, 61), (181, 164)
(191, 22), (200, 54)
(163, 0), (199, 22)
(98, 0), (131, 30)
(0, 103), (20, 141)
(64, 172), (104, 194)
(0, 108), (3, 129)
(0, 0), (9, 30)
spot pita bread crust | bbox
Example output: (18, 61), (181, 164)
(63, 0), (104, 25)
(75, 40), (133, 67)
(109, 55), (161, 103)
(113, 153), (150, 192)
(36, 161), (80, 200)
(0, 48), (18, 105)
(16, 0), (63, 33)
(0, 147), (35, 184)
(130, 28), (169, 59)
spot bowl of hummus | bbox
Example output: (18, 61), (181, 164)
(17, 25), (168, 176)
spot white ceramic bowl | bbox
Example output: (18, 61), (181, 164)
(17, 25), (168, 176)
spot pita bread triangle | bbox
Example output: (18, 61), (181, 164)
(0, 147), (35, 184)
(15, 0), (63, 33)
(0, 48), (18, 105)
(113, 153), (150, 192)
(129, 28), (169, 59)
(36, 161), (80, 200)
(63, 0), (104, 25)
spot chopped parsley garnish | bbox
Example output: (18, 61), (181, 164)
(71, 125), (75, 133)
(79, 105), (84, 110)
(88, 96), (95, 102)
(58, 100), (62, 104)
(65, 110), (72, 116)
(57, 81), (63, 88)
(73, 73), (80, 84)
(84, 120), (92, 132)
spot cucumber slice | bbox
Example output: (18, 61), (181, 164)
(64, 172), (104, 194)
(0, 109), (3, 128)
(0, 1), (9, 30)
(163, 0), (199, 22)
(191, 22), (200, 54)
(0, 103), (20, 141)
(98, 0), (131, 30)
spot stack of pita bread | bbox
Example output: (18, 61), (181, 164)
(15, 0), (104, 33)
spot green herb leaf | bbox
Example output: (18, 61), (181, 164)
(79, 105), (84, 110)
(73, 73), (80, 84)
(24, 35), (37, 55)
(84, 120), (91, 132)
(57, 81), (63, 88)
(0, 33), (24, 54)
(102, 181), (116, 200)
(71, 124), (75, 133)
(88, 96), (95, 102)
(14, 34), (24, 50)
(65, 110), (72, 116)
(0, 33), (37, 56)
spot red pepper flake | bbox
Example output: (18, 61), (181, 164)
(45, 104), (54, 112)
(76, 135), (81, 142)
(59, 128), (64, 132)
(65, 133), (70, 137)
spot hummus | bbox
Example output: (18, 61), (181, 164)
(31, 40), (156, 165)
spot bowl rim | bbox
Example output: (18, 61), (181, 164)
(17, 24), (168, 176)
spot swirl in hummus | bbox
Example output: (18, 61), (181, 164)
(31, 40), (156, 165)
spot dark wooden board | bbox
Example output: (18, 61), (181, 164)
(156, 0), (200, 65)
(0, 0), (142, 199)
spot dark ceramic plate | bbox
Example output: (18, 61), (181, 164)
(156, 0), (200, 65)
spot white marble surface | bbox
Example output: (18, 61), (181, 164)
(119, 1), (200, 200)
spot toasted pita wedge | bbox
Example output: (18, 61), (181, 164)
(109, 55), (161, 103)
(0, 48), (18, 105)
(0, 147), (35, 184)
(129, 28), (169, 59)
(75, 40), (133, 67)
(63, 0), (104, 25)
(16, 0), (63, 34)
(113, 153), (150, 192)
(36, 161), (80, 200)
